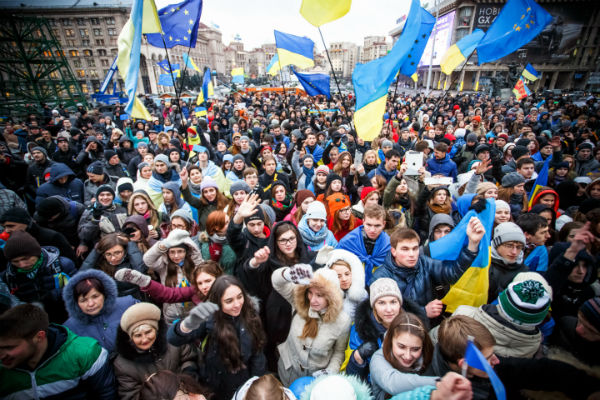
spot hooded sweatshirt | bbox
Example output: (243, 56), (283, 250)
(35, 163), (84, 205)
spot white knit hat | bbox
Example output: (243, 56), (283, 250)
(495, 199), (511, 211)
(305, 201), (327, 221)
(309, 375), (357, 400)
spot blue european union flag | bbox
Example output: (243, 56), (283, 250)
(291, 67), (330, 98)
(158, 72), (177, 86)
(157, 59), (180, 73)
(146, 0), (203, 49)
(399, 6), (435, 78)
(465, 341), (506, 400)
(476, 0), (552, 64)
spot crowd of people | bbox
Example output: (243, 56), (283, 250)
(0, 89), (599, 400)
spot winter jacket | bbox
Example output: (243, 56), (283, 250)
(117, 136), (136, 165)
(34, 195), (85, 247)
(273, 268), (351, 386)
(0, 324), (116, 400)
(551, 315), (600, 367)
(104, 161), (129, 178)
(78, 202), (128, 247)
(181, 185), (217, 231)
(574, 153), (600, 176)
(488, 252), (529, 302)
(114, 321), (198, 400)
(75, 137), (104, 171)
(26, 221), (78, 263)
(142, 238), (203, 323)
(80, 241), (147, 299)
(196, 231), (237, 275)
(26, 156), (54, 196)
(337, 226), (391, 284)
(83, 174), (118, 206)
(227, 220), (270, 271)
(62, 269), (137, 352)
(297, 214), (338, 251)
(1, 246), (76, 323)
(371, 248), (477, 309)
(52, 147), (81, 176)
(140, 279), (201, 304)
(370, 349), (438, 400)
(35, 163), (84, 205)
(426, 154), (458, 181)
(367, 162), (396, 183)
(168, 313), (266, 400)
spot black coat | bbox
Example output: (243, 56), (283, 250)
(488, 257), (528, 301)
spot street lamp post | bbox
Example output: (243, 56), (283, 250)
(426, 0), (439, 95)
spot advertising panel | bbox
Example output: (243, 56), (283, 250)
(419, 11), (456, 67)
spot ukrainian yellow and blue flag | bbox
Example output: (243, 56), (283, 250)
(300, 0), (351, 27)
(429, 198), (496, 312)
(231, 67), (244, 84)
(196, 67), (213, 105)
(146, 0), (203, 49)
(476, 0), (552, 64)
(522, 63), (540, 81)
(117, 0), (161, 120)
(528, 155), (551, 209)
(440, 29), (484, 75)
(274, 30), (315, 70)
(182, 53), (201, 73)
(266, 54), (281, 76)
(352, 0), (425, 141)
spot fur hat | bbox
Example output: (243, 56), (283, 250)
(369, 278), (402, 307)
(325, 249), (367, 306)
(294, 268), (343, 322)
(326, 193), (351, 217)
(120, 302), (161, 338)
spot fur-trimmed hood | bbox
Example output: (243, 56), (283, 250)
(294, 268), (344, 323)
(62, 269), (118, 324)
(324, 249), (367, 303)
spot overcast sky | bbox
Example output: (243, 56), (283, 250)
(156, 0), (412, 50)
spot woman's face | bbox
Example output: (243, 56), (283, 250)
(170, 152), (180, 162)
(77, 288), (105, 316)
(539, 210), (553, 226)
(143, 154), (154, 164)
(307, 218), (325, 232)
(233, 190), (247, 205)
(373, 295), (401, 328)
(527, 141), (536, 152)
(365, 153), (376, 165)
(162, 189), (174, 204)
(556, 167), (569, 177)
(396, 179), (408, 195)
(140, 166), (152, 179)
(365, 193), (380, 207)
(539, 194), (555, 208)
(216, 142), (227, 152)
(274, 185), (286, 202)
(198, 152), (208, 162)
(331, 263), (352, 291)
(195, 272), (216, 297)
(279, 144), (287, 155)
(131, 326), (157, 351)
(330, 180), (342, 193)
(168, 247), (186, 264)
(104, 244), (125, 266)
(370, 176), (379, 189)
(392, 332), (423, 370)
(484, 188), (498, 199)
(338, 206), (352, 221)
(589, 183), (600, 199)
(329, 149), (339, 164)
(434, 190), (447, 205)
(221, 285), (244, 317)
(222, 161), (232, 171)
(300, 197), (315, 213)
(341, 156), (351, 168)
(203, 187), (217, 202)
(276, 230), (297, 256)
(307, 287), (328, 312)
(190, 169), (203, 184)
(316, 172), (328, 184)
(303, 157), (314, 169)
(154, 161), (168, 174)
(133, 197), (149, 215)
(495, 208), (511, 224)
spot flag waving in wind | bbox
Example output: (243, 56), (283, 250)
(440, 29), (484, 75)
(231, 68), (244, 84)
(352, 0), (424, 140)
(513, 77), (531, 101)
(274, 30), (315, 70)
(528, 155), (551, 209)
(117, 0), (161, 120)
(300, 0), (352, 27)
(476, 0), (552, 64)
(146, 0), (203, 49)
(182, 53), (201, 73)
(522, 63), (540, 81)
(399, 7), (435, 79)
(267, 54), (281, 76)
(291, 67), (330, 98)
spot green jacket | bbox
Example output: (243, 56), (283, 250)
(196, 231), (238, 275)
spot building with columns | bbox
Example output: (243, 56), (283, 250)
(390, 0), (600, 92)
(328, 42), (360, 78)
(5, 0), (226, 95)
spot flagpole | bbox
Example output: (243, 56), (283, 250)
(318, 27), (342, 98)
(277, 57), (287, 109)
(433, 52), (474, 114)
(157, 35), (187, 136)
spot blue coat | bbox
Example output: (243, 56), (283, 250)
(367, 162), (396, 183)
(35, 163), (85, 205)
(63, 269), (138, 352)
(426, 154), (458, 181)
(337, 226), (390, 283)
(370, 248), (477, 307)
(304, 144), (324, 164)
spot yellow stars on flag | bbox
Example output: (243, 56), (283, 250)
(169, 35), (173, 41)
(187, 28), (192, 34)
(189, 19), (194, 25)
(513, 8), (535, 32)
(184, 9), (189, 15)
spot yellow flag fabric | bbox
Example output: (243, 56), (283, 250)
(300, 0), (352, 27)
(353, 95), (388, 141)
(411, 73), (418, 83)
(440, 44), (465, 75)
(441, 256), (490, 313)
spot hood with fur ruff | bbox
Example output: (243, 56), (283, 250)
(294, 268), (344, 323)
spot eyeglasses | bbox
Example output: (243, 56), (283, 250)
(277, 237), (297, 245)
(105, 250), (124, 259)
(501, 243), (524, 251)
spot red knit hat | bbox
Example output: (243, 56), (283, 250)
(472, 115), (482, 122)
(360, 186), (377, 202)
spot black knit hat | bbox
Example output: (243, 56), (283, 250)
(3, 231), (41, 260)
(326, 173), (342, 188)
(0, 207), (32, 225)
(104, 149), (118, 161)
(511, 145), (529, 161)
(36, 197), (64, 219)
(87, 161), (104, 175)
(96, 185), (115, 199)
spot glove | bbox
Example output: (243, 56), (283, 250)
(312, 369), (329, 378)
(357, 341), (378, 361)
(114, 268), (151, 288)
(181, 302), (219, 331)
(315, 246), (334, 266)
(283, 264), (313, 285)
(162, 229), (190, 248)
(92, 204), (103, 219)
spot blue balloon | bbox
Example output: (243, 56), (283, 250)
(289, 376), (315, 398)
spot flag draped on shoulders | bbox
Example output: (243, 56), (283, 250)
(352, 0), (427, 141)
(476, 0), (552, 64)
(146, 0), (203, 49)
(274, 30), (315, 70)
(440, 29), (484, 75)
(429, 198), (496, 312)
(300, 0), (352, 27)
(117, 0), (161, 120)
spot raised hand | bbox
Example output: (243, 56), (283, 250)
(426, 299), (444, 318)
(251, 246), (270, 267)
(114, 268), (151, 288)
(474, 158), (492, 175)
(234, 193), (262, 224)
(283, 263), (313, 285)
(466, 216), (485, 249)
(181, 302), (219, 332)
(179, 167), (188, 189)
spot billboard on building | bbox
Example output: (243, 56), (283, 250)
(419, 11), (456, 67)
(474, 3), (588, 63)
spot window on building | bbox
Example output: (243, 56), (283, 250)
(65, 29), (75, 37)
(48, 19), (57, 27)
(76, 70), (85, 78)
(105, 17), (116, 25)
(110, 48), (118, 55)
(70, 50), (79, 57)
(51, 29), (60, 38)
(109, 38), (117, 46)
(96, 39), (105, 46)
(87, 59), (96, 67)
(81, 39), (90, 46)
(61, 18), (71, 26)
(77, 18), (86, 26)
(100, 59), (109, 66)
(98, 49), (107, 56)
(55, 50), (65, 57)
(65, 39), (76, 47)
(89, 70), (99, 78)
(90, 17), (100, 25)
(107, 28), (117, 36)
(80, 82), (88, 93)
(49, 71), (59, 79)
(80, 29), (89, 38)
(93, 28), (102, 36)
(83, 49), (93, 57)
(73, 59), (82, 68)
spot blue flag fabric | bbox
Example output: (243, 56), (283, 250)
(157, 59), (180, 73)
(465, 341), (506, 400)
(291, 67), (331, 98)
(528, 153), (551, 208)
(158, 72), (176, 86)
(399, 7), (435, 78)
(429, 198), (495, 267)
(202, 68), (212, 99)
(476, 0), (552, 64)
(146, 0), (203, 49)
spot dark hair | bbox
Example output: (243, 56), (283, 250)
(73, 278), (105, 300)
(207, 275), (265, 373)
(165, 244), (195, 288)
(385, 149), (402, 160)
(558, 221), (584, 242)
(516, 213), (548, 235)
(273, 222), (303, 264)
(516, 157), (535, 169)
(140, 370), (213, 400)
(390, 228), (421, 248)
(0, 304), (49, 340)
(96, 233), (129, 277)
(434, 142), (448, 153)
(383, 313), (433, 373)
